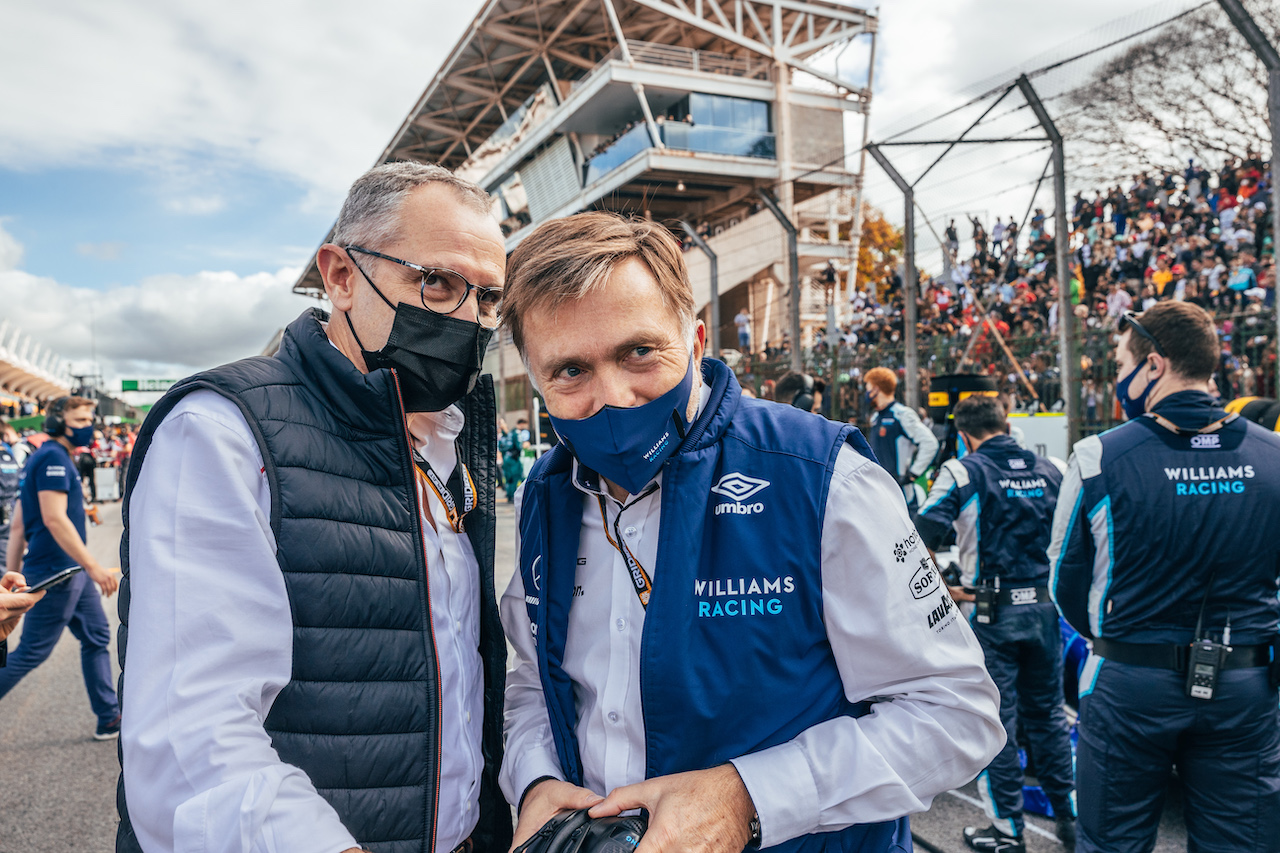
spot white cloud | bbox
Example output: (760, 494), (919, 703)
(0, 223), (309, 386)
(163, 195), (227, 215)
(0, 0), (481, 202)
(0, 221), (22, 271)
(75, 241), (126, 261)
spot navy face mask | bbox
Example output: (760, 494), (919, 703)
(1115, 360), (1154, 420)
(68, 424), (94, 447)
(549, 359), (696, 495)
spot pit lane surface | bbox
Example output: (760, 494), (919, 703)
(0, 500), (1188, 851)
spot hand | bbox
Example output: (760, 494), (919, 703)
(511, 779), (603, 852)
(0, 573), (45, 642)
(948, 584), (975, 603)
(86, 565), (120, 598)
(589, 764), (756, 853)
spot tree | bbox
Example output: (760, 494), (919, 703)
(1062, 1), (1278, 178)
(849, 203), (904, 300)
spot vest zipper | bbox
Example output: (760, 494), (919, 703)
(391, 369), (443, 853)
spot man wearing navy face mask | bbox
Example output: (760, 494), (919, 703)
(1050, 301), (1280, 853)
(116, 163), (513, 853)
(498, 212), (1003, 853)
(0, 395), (121, 738)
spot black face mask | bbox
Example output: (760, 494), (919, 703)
(345, 270), (493, 413)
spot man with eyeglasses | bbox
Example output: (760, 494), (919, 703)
(1049, 301), (1280, 853)
(116, 163), (513, 853)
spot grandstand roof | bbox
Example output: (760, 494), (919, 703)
(0, 321), (73, 403)
(380, 0), (875, 170)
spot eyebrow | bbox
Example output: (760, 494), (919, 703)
(544, 334), (667, 377)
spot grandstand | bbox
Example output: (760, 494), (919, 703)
(293, 0), (877, 419)
(0, 319), (73, 418)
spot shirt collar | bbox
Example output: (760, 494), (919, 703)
(407, 405), (465, 475)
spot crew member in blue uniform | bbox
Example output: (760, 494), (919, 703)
(917, 395), (1076, 852)
(1049, 301), (1280, 853)
(864, 367), (939, 512)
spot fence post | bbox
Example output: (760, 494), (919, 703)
(866, 144), (920, 413)
(681, 220), (720, 360)
(1218, 0), (1280, 394)
(1017, 73), (1079, 449)
(757, 188), (804, 372)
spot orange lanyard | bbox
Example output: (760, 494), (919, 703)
(413, 450), (476, 534)
(596, 489), (656, 608)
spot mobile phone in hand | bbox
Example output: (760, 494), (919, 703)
(18, 566), (84, 595)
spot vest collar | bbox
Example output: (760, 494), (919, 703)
(277, 308), (402, 435)
(676, 358), (740, 454)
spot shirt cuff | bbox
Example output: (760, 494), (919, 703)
(505, 745), (567, 808)
(730, 741), (820, 848)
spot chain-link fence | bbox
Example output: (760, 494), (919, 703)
(733, 306), (1278, 437)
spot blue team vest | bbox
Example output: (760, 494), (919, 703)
(518, 359), (910, 853)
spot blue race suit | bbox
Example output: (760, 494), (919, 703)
(918, 434), (1074, 835)
(1049, 390), (1280, 853)
(869, 401), (938, 513)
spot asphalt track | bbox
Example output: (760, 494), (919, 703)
(0, 499), (1188, 852)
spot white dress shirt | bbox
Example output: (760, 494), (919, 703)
(122, 389), (483, 853)
(500, 411), (1003, 848)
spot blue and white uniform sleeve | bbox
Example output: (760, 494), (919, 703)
(1048, 436), (1101, 638)
(897, 405), (940, 478)
(498, 482), (568, 808)
(122, 391), (358, 853)
(33, 452), (72, 493)
(915, 459), (969, 552)
(729, 446), (1004, 846)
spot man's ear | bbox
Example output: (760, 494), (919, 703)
(318, 244), (357, 312)
(692, 319), (707, 362)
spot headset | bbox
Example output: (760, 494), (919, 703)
(790, 373), (815, 413)
(44, 396), (73, 438)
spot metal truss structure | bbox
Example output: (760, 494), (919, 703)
(380, 0), (874, 169)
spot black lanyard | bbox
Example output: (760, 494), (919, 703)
(412, 448), (476, 534)
(1147, 411), (1238, 437)
(596, 486), (657, 609)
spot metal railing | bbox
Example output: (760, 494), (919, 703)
(605, 40), (770, 79)
(732, 311), (1279, 438)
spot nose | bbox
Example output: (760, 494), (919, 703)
(595, 366), (640, 413)
(452, 287), (481, 324)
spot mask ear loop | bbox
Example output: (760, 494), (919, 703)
(344, 251), (398, 353)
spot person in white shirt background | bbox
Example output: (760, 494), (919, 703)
(496, 211), (1003, 853)
(117, 163), (512, 853)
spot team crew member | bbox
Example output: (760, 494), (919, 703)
(917, 396), (1075, 852)
(865, 367), (939, 511)
(1049, 302), (1280, 853)
(0, 396), (121, 738)
(497, 213), (1003, 853)
(0, 424), (19, 557)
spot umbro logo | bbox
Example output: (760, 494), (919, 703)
(710, 472), (770, 502)
(711, 472), (769, 516)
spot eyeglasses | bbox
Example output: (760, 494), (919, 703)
(346, 245), (503, 328)
(1118, 310), (1167, 358)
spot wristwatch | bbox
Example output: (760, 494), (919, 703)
(747, 812), (761, 848)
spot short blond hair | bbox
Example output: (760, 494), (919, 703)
(502, 212), (695, 353)
(865, 366), (897, 397)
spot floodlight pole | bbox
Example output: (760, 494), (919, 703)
(1017, 73), (1079, 448)
(1218, 0), (1280, 381)
(681, 220), (720, 360)
(866, 143), (920, 414)
(757, 188), (803, 372)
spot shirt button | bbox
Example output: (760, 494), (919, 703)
(616, 618), (626, 632)
(624, 526), (637, 537)
(455, 619), (462, 631)
(464, 801), (471, 811)
(608, 711), (620, 723)
(465, 711), (471, 723)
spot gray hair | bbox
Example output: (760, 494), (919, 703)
(331, 161), (493, 249)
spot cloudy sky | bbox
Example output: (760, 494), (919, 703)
(1, 0), (1190, 394)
